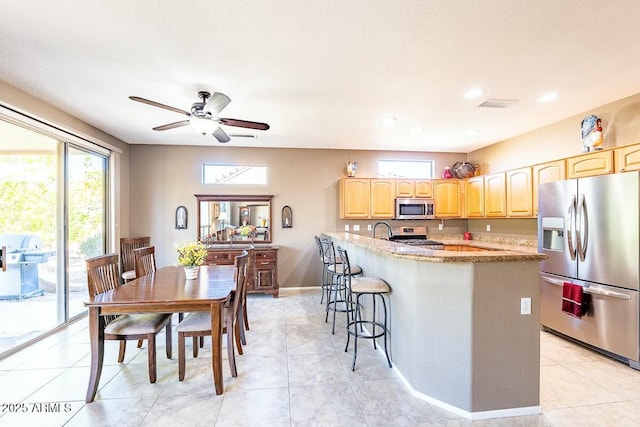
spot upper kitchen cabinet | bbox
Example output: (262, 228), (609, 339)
(506, 167), (533, 217)
(339, 178), (370, 219)
(415, 180), (434, 198)
(614, 143), (640, 173)
(395, 179), (414, 197)
(434, 180), (462, 217)
(532, 159), (566, 216)
(566, 150), (613, 179)
(395, 179), (433, 198)
(465, 176), (484, 218)
(484, 172), (507, 217)
(370, 179), (396, 218)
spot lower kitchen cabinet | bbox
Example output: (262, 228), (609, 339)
(205, 246), (279, 297)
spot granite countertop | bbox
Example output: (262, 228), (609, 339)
(324, 232), (546, 263)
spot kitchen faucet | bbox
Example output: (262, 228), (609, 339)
(372, 221), (392, 239)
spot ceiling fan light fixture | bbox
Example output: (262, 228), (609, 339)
(190, 117), (218, 135)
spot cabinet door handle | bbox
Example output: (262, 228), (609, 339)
(261, 261), (269, 265)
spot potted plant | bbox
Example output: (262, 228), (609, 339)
(176, 241), (207, 279)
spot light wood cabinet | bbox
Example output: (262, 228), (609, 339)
(614, 143), (640, 173)
(370, 179), (396, 218)
(506, 167), (533, 217)
(395, 179), (414, 197)
(434, 180), (462, 217)
(415, 180), (434, 198)
(465, 177), (484, 218)
(566, 150), (613, 179)
(484, 172), (506, 217)
(205, 247), (279, 297)
(532, 160), (566, 215)
(339, 178), (370, 219)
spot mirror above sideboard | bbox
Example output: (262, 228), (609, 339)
(195, 194), (273, 244)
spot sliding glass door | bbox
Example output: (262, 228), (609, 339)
(67, 146), (107, 319)
(0, 119), (109, 356)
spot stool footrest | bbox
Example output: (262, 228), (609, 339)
(347, 320), (388, 340)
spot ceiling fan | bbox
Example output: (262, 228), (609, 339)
(129, 91), (270, 143)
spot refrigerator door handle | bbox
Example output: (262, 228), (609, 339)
(540, 275), (631, 300)
(576, 194), (588, 262)
(567, 195), (577, 261)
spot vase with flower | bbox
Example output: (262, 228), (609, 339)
(176, 241), (207, 279)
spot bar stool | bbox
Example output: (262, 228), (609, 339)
(337, 246), (391, 371)
(314, 235), (333, 304)
(324, 240), (362, 334)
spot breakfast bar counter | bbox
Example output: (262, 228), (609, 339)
(324, 232), (545, 420)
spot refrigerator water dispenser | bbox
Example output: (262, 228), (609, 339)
(541, 217), (564, 251)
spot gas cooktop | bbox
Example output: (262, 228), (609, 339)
(388, 226), (444, 249)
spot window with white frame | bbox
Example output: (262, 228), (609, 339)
(377, 160), (434, 179)
(203, 164), (267, 184)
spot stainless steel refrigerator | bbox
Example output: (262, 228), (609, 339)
(538, 172), (640, 369)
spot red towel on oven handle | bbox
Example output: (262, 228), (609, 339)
(562, 282), (585, 318)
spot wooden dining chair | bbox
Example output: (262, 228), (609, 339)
(120, 236), (150, 283)
(133, 245), (156, 278)
(176, 251), (249, 381)
(135, 245), (184, 327)
(239, 246), (254, 345)
(86, 253), (173, 383)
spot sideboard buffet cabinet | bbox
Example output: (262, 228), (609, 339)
(205, 246), (279, 297)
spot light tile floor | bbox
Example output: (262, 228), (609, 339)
(0, 288), (639, 426)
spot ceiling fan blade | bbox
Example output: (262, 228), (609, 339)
(219, 118), (270, 131)
(213, 127), (231, 143)
(152, 120), (190, 131)
(204, 92), (231, 115)
(129, 96), (190, 116)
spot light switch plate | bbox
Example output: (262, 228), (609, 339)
(367, 224), (372, 231)
(344, 224), (350, 231)
(353, 224), (360, 231)
(486, 224), (491, 232)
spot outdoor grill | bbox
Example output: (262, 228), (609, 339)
(0, 234), (54, 300)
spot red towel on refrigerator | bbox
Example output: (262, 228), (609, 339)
(562, 282), (585, 318)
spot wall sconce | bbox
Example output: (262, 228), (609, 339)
(282, 205), (292, 228)
(175, 206), (188, 229)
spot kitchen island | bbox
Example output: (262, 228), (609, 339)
(324, 232), (546, 420)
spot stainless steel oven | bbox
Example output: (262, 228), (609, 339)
(395, 198), (435, 220)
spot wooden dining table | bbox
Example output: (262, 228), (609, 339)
(84, 264), (236, 403)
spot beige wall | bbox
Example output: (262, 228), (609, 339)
(128, 145), (465, 288)
(0, 81), (131, 249)
(469, 92), (640, 174)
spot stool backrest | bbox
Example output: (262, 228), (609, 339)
(336, 246), (352, 277)
(320, 239), (339, 267)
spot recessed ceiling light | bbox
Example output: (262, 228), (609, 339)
(382, 117), (397, 125)
(537, 92), (559, 103)
(465, 88), (484, 98)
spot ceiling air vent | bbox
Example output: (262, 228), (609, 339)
(478, 99), (519, 108)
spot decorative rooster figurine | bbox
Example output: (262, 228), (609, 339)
(581, 115), (603, 153)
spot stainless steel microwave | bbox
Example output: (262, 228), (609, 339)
(395, 198), (435, 220)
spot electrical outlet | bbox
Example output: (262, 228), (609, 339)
(344, 224), (350, 232)
(520, 297), (531, 315)
(438, 223), (444, 231)
(353, 224), (360, 231)
(486, 224), (491, 232)
(367, 224), (372, 231)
